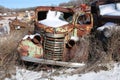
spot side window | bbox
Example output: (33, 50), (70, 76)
(37, 11), (48, 21)
(77, 14), (91, 25)
(63, 12), (74, 23)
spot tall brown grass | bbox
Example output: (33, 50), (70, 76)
(72, 26), (120, 74)
(0, 27), (34, 79)
(106, 27), (120, 62)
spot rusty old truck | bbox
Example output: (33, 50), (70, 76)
(19, 6), (93, 67)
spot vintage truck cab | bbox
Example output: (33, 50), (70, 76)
(34, 6), (93, 37)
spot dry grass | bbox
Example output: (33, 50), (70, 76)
(106, 27), (120, 62)
(71, 34), (90, 63)
(0, 27), (34, 79)
(81, 26), (120, 74)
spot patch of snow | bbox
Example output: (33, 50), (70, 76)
(97, 22), (117, 31)
(97, 22), (120, 38)
(4, 17), (22, 21)
(99, 3), (116, 15)
(104, 10), (120, 16)
(70, 36), (79, 42)
(5, 63), (120, 80)
(22, 33), (41, 40)
(78, 63), (120, 80)
(15, 26), (21, 30)
(39, 10), (68, 27)
(116, 3), (120, 10)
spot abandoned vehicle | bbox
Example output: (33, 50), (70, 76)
(18, 6), (93, 67)
(9, 17), (29, 30)
(91, 0), (120, 27)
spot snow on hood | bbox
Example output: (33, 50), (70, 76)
(39, 10), (68, 27)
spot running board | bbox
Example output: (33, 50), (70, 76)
(21, 56), (85, 68)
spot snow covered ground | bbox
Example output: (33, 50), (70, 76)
(4, 63), (120, 80)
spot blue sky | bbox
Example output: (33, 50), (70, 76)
(0, 0), (70, 9)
